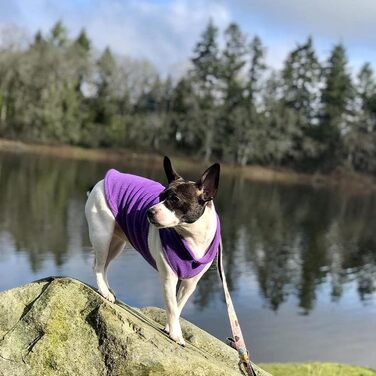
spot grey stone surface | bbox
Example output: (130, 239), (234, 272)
(0, 277), (271, 376)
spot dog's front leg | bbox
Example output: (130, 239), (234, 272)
(148, 228), (185, 345)
(175, 262), (212, 316)
(160, 272), (185, 346)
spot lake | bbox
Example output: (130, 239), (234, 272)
(0, 150), (375, 368)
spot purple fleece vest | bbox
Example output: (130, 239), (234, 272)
(104, 169), (221, 279)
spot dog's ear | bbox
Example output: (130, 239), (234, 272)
(197, 163), (220, 201)
(163, 156), (182, 184)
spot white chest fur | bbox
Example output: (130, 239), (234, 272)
(174, 202), (217, 259)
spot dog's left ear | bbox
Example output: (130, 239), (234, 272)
(163, 156), (182, 184)
(197, 163), (220, 201)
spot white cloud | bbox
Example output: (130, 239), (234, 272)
(88, 0), (231, 73)
(234, 0), (376, 44)
(0, 0), (232, 74)
(0, 0), (375, 75)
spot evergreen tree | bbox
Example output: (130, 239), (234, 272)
(219, 23), (247, 162)
(227, 35), (267, 166)
(221, 23), (247, 108)
(233, 35), (267, 166)
(281, 37), (322, 166)
(71, 29), (92, 95)
(32, 30), (45, 47)
(170, 78), (200, 152)
(344, 63), (376, 172)
(318, 44), (353, 170)
(247, 36), (266, 103)
(92, 47), (121, 145)
(190, 20), (221, 161)
(49, 20), (68, 47)
(96, 47), (117, 98)
(261, 72), (301, 166)
(282, 37), (321, 126)
(191, 20), (220, 94)
(1, 20), (376, 176)
(134, 76), (173, 150)
(74, 29), (91, 52)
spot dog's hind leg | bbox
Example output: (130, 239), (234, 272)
(85, 180), (117, 303)
(92, 227), (117, 302)
(104, 230), (126, 299)
(105, 223), (126, 270)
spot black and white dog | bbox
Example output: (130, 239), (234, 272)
(85, 157), (220, 345)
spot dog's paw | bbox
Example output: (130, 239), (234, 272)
(170, 333), (186, 347)
(163, 324), (170, 334)
(100, 290), (116, 303)
(169, 328), (186, 346)
(109, 288), (117, 300)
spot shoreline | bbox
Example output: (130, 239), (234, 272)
(1, 137), (375, 193)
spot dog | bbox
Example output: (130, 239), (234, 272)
(85, 156), (221, 346)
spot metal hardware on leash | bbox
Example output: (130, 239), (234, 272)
(218, 239), (257, 376)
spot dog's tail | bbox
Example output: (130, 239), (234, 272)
(86, 184), (95, 198)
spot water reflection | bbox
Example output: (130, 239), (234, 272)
(2, 150), (376, 366)
(0, 151), (375, 314)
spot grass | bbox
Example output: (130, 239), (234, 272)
(260, 363), (376, 376)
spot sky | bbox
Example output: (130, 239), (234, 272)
(0, 0), (375, 77)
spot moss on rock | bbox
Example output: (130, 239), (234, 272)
(0, 277), (270, 376)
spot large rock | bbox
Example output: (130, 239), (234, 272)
(0, 277), (270, 376)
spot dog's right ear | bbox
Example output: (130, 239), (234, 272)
(163, 156), (182, 184)
(197, 163), (220, 201)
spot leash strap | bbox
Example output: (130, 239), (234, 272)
(217, 238), (257, 376)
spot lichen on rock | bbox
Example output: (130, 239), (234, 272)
(0, 277), (271, 376)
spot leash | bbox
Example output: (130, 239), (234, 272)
(217, 238), (257, 376)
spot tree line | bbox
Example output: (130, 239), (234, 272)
(0, 20), (376, 173)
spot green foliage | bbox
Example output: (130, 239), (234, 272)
(49, 20), (68, 47)
(280, 37), (322, 166)
(317, 44), (354, 170)
(344, 63), (376, 173)
(221, 23), (247, 108)
(233, 36), (267, 166)
(247, 35), (266, 102)
(191, 19), (221, 96)
(0, 20), (375, 174)
(218, 23), (247, 162)
(189, 20), (222, 161)
(74, 29), (91, 52)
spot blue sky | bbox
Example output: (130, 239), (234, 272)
(1, 0), (375, 76)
